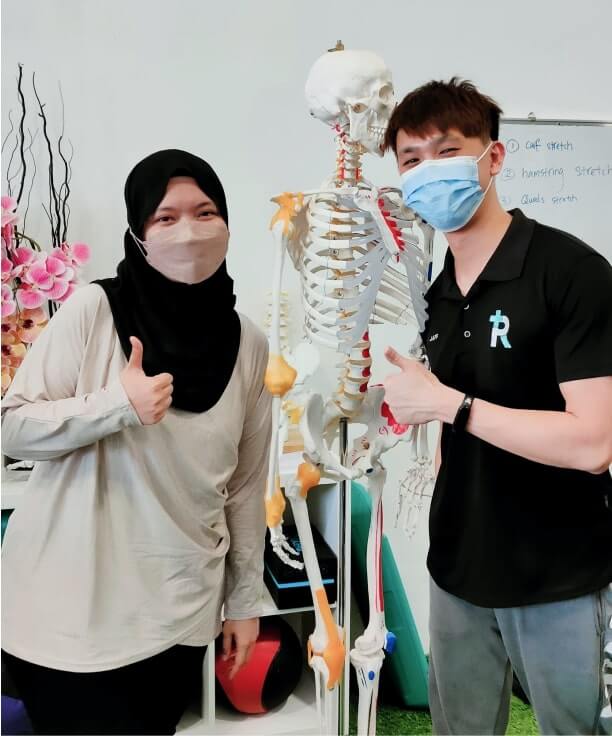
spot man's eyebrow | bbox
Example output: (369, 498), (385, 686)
(399, 133), (460, 155)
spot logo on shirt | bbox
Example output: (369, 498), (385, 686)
(489, 309), (512, 349)
(428, 333), (439, 343)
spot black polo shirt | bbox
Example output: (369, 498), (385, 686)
(423, 209), (612, 608)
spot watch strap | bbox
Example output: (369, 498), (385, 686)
(452, 393), (474, 433)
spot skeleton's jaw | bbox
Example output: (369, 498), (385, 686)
(366, 124), (387, 156)
(330, 120), (386, 158)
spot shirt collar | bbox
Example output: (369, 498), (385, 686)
(439, 209), (535, 301)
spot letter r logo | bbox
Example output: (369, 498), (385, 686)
(489, 309), (511, 348)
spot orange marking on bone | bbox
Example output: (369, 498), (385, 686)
(270, 192), (304, 236)
(282, 400), (304, 425)
(265, 475), (286, 528)
(265, 354), (297, 397)
(297, 462), (321, 498)
(314, 587), (345, 689)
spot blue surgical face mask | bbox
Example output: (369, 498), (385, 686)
(400, 141), (495, 232)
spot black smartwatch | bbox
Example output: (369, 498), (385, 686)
(452, 393), (474, 433)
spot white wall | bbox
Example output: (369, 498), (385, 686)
(3, 0), (612, 650)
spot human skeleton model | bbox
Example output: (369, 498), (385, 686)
(264, 46), (434, 735)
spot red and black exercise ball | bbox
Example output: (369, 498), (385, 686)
(215, 616), (303, 714)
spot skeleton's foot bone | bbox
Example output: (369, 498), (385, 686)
(396, 462), (434, 537)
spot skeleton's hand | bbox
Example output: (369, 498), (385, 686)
(383, 346), (462, 425)
(120, 337), (173, 425)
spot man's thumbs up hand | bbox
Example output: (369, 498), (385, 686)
(383, 345), (460, 426)
(384, 346), (414, 371)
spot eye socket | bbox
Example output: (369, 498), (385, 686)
(379, 84), (393, 101)
(351, 103), (367, 114)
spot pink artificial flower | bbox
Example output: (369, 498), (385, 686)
(11, 246), (37, 277)
(15, 285), (46, 310)
(1, 284), (16, 317)
(1, 365), (14, 393)
(1, 196), (18, 228)
(16, 307), (48, 343)
(52, 246), (71, 265)
(2, 223), (15, 251)
(1, 338), (26, 369)
(1, 255), (13, 283)
(69, 242), (90, 266)
(45, 254), (75, 281)
(1, 312), (17, 335)
(22, 254), (73, 301)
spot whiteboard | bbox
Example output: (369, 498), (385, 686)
(497, 121), (612, 264)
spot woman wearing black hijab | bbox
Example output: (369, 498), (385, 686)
(2, 150), (272, 734)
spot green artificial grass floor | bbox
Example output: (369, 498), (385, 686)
(349, 696), (539, 735)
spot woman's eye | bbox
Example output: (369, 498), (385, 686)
(199, 211), (217, 218)
(403, 158), (419, 167)
(157, 216), (173, 223)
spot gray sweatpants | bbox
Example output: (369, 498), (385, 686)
(429, 577), (612, 735)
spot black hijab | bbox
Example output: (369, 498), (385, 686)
(95, 149), (241, 413)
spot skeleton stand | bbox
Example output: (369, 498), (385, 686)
(338, 417), (350, 736)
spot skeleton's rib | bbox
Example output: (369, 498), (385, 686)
(303, 242), (387, 271)
(374, 283), (409, 309)
(380, 271), (411, 298)
(372, 303), (413, 324)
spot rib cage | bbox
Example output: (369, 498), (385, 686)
(298, 186), (431, 416)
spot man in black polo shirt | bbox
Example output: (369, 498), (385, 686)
(382, 78), (612, 735)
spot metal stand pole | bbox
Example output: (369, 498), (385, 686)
(337, 418), (351, 736)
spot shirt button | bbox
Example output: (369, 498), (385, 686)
(464, 304), (470, 310)
(464, 330), (471, 338)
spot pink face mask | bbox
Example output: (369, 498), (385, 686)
(131, 218), (229, 284)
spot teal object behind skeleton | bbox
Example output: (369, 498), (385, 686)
(1, 509), (13, 544)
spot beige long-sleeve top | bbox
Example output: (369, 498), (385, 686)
(1, 284), (271, 672)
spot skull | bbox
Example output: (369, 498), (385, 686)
(305, 49), (395, 156)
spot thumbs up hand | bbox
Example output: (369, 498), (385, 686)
(383, 346), (460, 426)
(120, 337), (174, 425)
